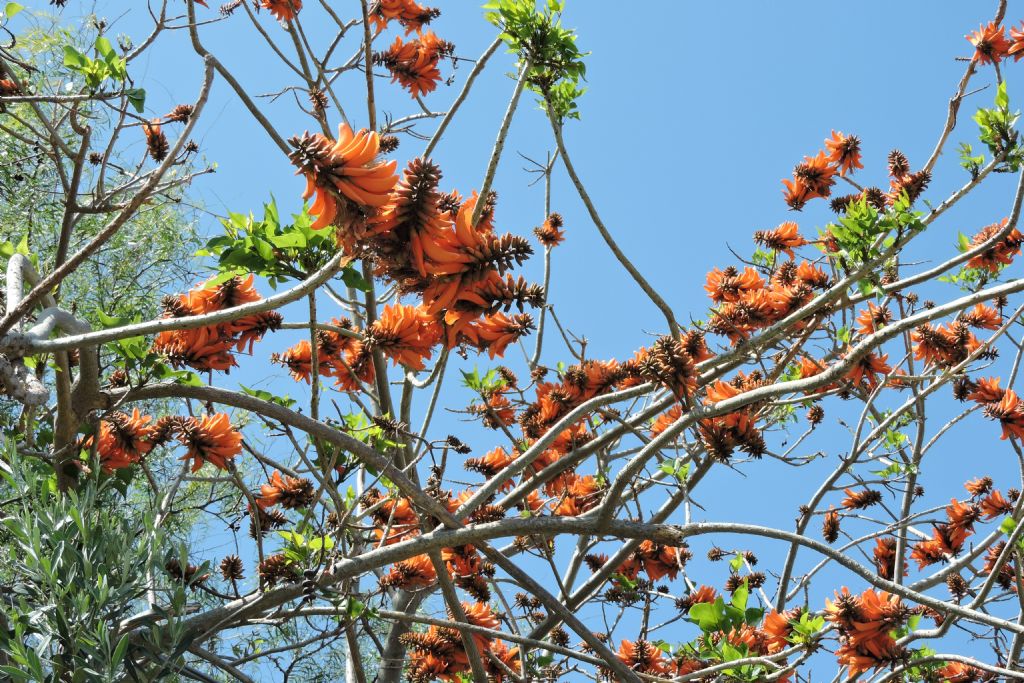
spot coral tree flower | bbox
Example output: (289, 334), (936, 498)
(261, 0), (302, 23)
(825, 130), (863, 176)
(177, 413), (243, 472)
(289, 123), (399, 230)
(967, 21), (1010, 64)
(92, 409), (156, 472)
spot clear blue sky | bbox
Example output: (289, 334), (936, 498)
(27, 0), (1024, 674)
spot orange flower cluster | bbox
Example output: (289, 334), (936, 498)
(533, 212), (565, 247)
(363, 487), (421, 546)
(825, 587), (910, 678)
(280, 157), (540, 379)
(911, 305), (999, 368)
(966, 218), (1024, 273)
(550, 474), (602, 516)
(615, 639), (671, 676)
(152, 275), (282, 372)
(365, 303), (441, 370)
(470, 387), (516, 429)
(520, 360), (624, 438)
(910, 497), (983, 569)
(613, 607), (797, 679)
(698, 373), (769, 461)
(936, 661), (984, 682)
(967, 376), (1024, 440)
(375, 31), (454, 99)
(257, 471), (315, 509)
(90, 409), (157, 472)
(753, 221), (807, 259)
(705, 254), (831, 344)
(854, 302), (891, 336)
(369, 0), (439, 35)
(586, 540), (691, 584)
(289, 123), (399, 231)
(402, 602), (518, 682)
(176, 413), (243, 472)
(966, 21), (1022, 64)
(87, 411), (241, 474)
(781, 131), (861, 210)
(273, 319), (377, 391)
(260, 0), (301, 22)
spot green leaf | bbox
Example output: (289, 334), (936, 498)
(1000, 516), (1018, 535)
(997, 81), (1009, 110)
(63, 45), (87, 70)
(125, 88), (146, 113)
(94, 36), (116, 61)
(4, 2), (23, 19)
(730, 581), (749, 610)
(340, 266), (371, 292)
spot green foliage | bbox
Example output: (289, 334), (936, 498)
(62, 37), (129, 92)
(787, 610), (825, 645)
(460, 366), (507, 392)
(973, 81), (1024, 171)
(686, 581), (763, 634)
(824, 194), (924, 290)
(0, 449), (183, 681)
(198, 197), (366, 290)
(958, 141), (985, 178)
(680, 582), (775, 681)
(483, 0), (587, 121)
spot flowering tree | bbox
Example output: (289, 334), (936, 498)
(4, 0), (1024, 681)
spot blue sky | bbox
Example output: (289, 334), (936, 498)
(22, 0), (1024, 675)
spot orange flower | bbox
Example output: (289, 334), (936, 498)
(92, 409), (156, 472)
(551, 474), (603, 516)
(465, 446), (516, 491)
(257, 470), (314, 509)
(650, 404), (683, 437)
(1010, 22), (1024, 60)
(533, 212), (565, 247)
(843, 349), (891, 391)
(616, 639), (671, 676)
(369, 0), (438, 35)
(967, 376), (1006, 404)
(781, 177), (812, 211)
(967, 218), (1024, 273)
(462, 312), (534, 359)
(980, 489), (1013, 518)
(380, 554), (437, 590)
(376, 31), (453, 98)
(753, 221), (807, 259)
(793, 150), (836, 198)
(936, 662), (983, 682)
(984, 388), (1024, 440)
(153, 275), (279, 371)
(841, 488), (881, 510)
(961, 303), (1002, 330)
(636, 540), (689, 581)
(152, 325), (237, 372)
(142, 118), (168, 162)
(365, 303), (441, 370)
(704, 266), (765, 303)
(855, 302), (890, 336)
(473, 390), (516, 430)
(289, 123), (399, 230)
(967, 21), (1010, 64)
(825, 130), (863, 176)
(261, 0), (301, 22)
(177, 413), (242, 472)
